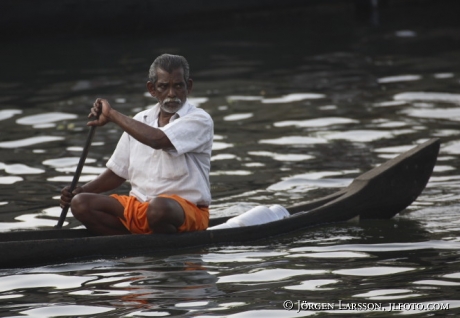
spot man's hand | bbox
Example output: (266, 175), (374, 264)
(88, 98), (112, 127)
(60, 186), (84, 208)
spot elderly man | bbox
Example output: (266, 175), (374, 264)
(60, 54), (213, 235)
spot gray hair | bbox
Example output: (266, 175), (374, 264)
(148, 54), (190, 84)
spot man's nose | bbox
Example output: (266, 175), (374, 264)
(167, 86), (176, 97)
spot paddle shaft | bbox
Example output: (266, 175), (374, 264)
(55, 125), (97, 228)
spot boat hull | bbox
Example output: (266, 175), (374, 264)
(0, 139), (440, 268)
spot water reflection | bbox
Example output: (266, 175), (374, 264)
(0, 163), (44, 175)
(403, 107), (460, 121)
(248, 151), (313, 162)
(0, 109), (22, 121)
(321, 130), (396, 142)
(0, 206), (67, 230)
(0, 176), (23, 185)
(268, 176), (351, 192)
(333, 266), (417, 276)
(0, 219), (459, 316)
(284, 279), (339, 291)
(47, 175), (100, 183)
(223, 113), (253, 121)
(42, 157), (97, 168)
(218, 268), (326, 283)
(259, 136), (327, 145)
(434, 73), (454, 79)
(227, 96), (263, 102)
(18, 306), (113, 318)
(289, 240), (460, 253)
(274, 117), (358, 128)
(289, 251), (370, 259)
(0, 136), (64, 148)
(394, 92), (460, 104)
(16, 112), (78, 127)
(261, 93), (325, 104)
(353, 289), (420, 300)
(0, 273), (91, 291)
(0, 256), (222, 317)
(377, 75), (422, 84)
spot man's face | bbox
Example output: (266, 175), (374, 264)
(149, 68), (192, 114)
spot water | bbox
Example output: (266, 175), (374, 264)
(2, 2), (460, 317)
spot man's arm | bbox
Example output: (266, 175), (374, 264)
(60, 168), (125, 208)
(88, 98), (173, 150)
(80, 168), (126, 193)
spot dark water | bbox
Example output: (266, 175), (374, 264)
(2, 2), (460, 317)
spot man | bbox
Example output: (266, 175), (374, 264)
(60, 54), (213, 235)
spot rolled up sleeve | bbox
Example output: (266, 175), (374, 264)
(162, 111), (213, 156)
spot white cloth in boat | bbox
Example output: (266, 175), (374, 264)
(106, 101), (213, 206)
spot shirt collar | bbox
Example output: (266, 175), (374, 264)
(175, 101), (194, 118)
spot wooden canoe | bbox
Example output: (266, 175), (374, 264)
(0, 138), (440, 268)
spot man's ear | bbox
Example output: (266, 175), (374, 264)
(146, 81), (156, 97)
(187, 78), (193, 94)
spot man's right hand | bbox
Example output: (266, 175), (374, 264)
(88, 98), (113, 127)
(60, 186), (84, 209)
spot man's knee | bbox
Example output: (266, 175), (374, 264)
(70, 193), (91, 220)
(147, 197), (184, 230)
(147, 197), (173, 220)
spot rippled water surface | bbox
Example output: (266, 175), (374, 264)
(2, 2), (460, 317)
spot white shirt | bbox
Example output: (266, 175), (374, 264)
(106, 102), (213, 206)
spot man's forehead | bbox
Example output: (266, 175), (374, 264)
(156, 67), (185, 79)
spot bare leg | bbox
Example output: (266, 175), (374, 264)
(147, 197), (185, 234)
(71, 193), (130, 235)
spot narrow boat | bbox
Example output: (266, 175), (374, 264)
(0, 138), (440, 268)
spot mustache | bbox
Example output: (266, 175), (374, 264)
(163, 98), (182, 104)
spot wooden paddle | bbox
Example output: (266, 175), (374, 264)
(55, 124), (97, 228)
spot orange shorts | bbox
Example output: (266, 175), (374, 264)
(110, 194), (209, 234)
